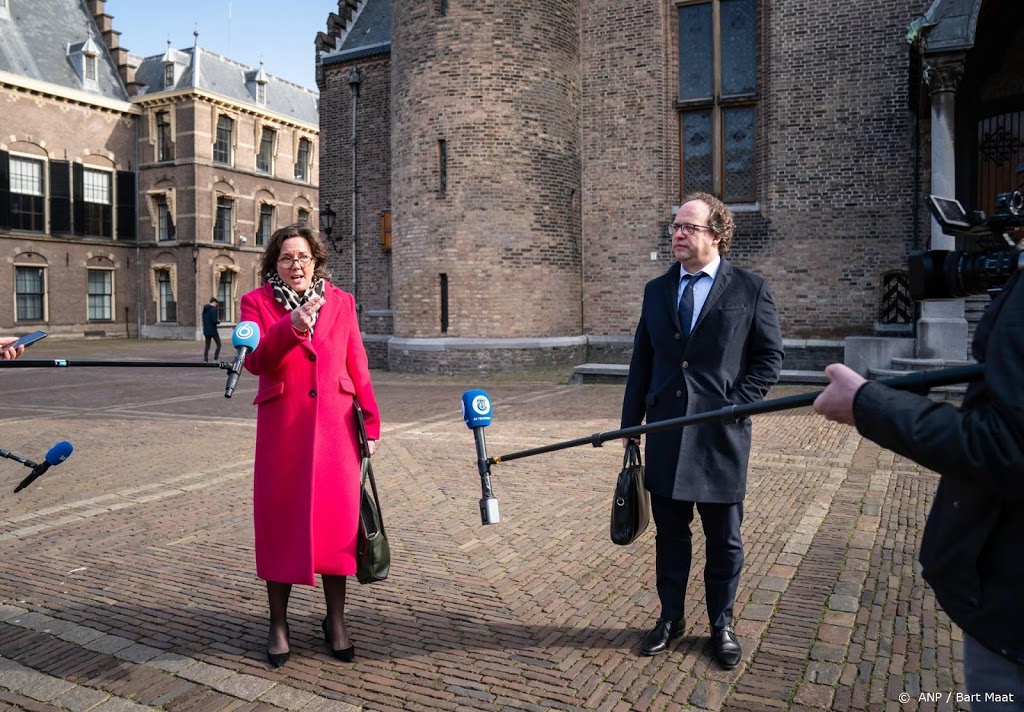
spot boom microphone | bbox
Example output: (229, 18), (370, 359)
(225, 321), (260, 398)
(461, 389), (499, 525)
(14, 441), (73, 493)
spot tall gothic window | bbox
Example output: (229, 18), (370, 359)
(677, 0), (757, 202)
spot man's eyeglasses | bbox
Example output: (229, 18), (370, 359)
(669, 222), (713, 236)
(277, 255), (313, 268)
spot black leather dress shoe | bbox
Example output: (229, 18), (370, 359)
(712, 625), (742, 669)
(641, 618), (683, 656)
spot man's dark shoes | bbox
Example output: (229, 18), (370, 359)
(641, 618), (683, 656)
(712, 624), (742, 669)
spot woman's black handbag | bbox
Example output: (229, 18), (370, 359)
(610, 441), (651, 545)
(354, 402), (390, 584)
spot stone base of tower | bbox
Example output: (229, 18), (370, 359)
(387, 336), (588, 375)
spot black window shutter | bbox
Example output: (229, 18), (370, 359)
(116, 170), (136, 239)
(72, 163), (85, 235)
(0, 151), (10, 229)
(49, 160), (71, 234)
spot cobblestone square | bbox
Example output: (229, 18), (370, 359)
(0, 339), (968, 711)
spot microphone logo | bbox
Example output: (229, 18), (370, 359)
(233, 322), (257, 343)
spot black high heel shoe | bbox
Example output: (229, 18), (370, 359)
(266, 650), (290, 668)
(267, 623), (290, 668)
(321, 618), (356, 662)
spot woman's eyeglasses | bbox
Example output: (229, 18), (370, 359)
(277, 255), (313, 268)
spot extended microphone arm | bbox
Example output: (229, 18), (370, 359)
(486, 363), (985, 466)
(0, 447), (40, 470)
(0, 359), (231, 369)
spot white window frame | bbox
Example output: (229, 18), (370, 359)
(15, 265), (47, 322)
(87, 268), (114, 321)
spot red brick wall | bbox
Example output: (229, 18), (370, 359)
(0, 90), (138, 335)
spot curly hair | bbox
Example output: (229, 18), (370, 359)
(682, 192), (735, 254)
(259, 222), (331, 281)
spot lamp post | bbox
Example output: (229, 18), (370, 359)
(347, 66), (364, 314)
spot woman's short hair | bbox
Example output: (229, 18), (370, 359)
(259, 222), (331, 281)
(682, 191), (735, 254)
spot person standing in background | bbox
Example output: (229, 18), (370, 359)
(202, 297), (221, 362)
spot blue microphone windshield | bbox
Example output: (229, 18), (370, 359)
(461, 390), (492, 428)
(232, 321), (261, 350)
(45, 441), (73, 466)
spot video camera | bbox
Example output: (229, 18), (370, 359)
(909, 163), (1024, 300)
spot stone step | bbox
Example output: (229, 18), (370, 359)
(867, 368), (968, 402)
(889, 357), (974, 371)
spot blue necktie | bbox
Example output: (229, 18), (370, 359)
(678, 271), (705, 339)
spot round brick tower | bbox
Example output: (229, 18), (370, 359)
(390, 0), (583, 372)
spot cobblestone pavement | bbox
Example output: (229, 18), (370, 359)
(0, 339), (970, 711)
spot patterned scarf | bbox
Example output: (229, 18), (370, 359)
(268, 273), (326, 335)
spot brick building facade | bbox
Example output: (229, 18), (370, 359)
(0, 0), (319, 341)
(317, 0), (1023, 373)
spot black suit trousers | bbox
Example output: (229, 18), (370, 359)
(651, 493), (744, 629)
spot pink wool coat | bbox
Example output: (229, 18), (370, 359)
(241, 282), (380, 586)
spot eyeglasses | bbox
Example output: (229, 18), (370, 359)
(669, 222), (713, 236)
(277, 255), (313, 268)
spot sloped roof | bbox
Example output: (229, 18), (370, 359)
(134, 45), (318, 125)
(0, 0), (129, 101)
(322, 0), (391, 65)
(919, 0), (982, 54)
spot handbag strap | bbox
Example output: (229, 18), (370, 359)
(355, 401), (385, 530)
(359, 457), (385, 529)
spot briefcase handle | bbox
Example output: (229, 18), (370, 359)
(622, 439), (641, 469)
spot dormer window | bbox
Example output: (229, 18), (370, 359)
(70, 37), (101, 89)
(249, 62), (269, 105)
(164, 63), (174, 88)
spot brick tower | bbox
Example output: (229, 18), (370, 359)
(389, 0), (584, 371)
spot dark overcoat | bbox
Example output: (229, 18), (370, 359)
(620, 258), (783, 502)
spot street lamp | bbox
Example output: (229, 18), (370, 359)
(319, 202), (337, 249)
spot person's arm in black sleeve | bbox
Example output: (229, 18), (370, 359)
(853, 283), (1024, 499)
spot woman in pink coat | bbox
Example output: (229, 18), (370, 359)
(241, 223), (380, 668)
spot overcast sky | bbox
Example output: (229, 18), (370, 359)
(105, 0), (336, 91)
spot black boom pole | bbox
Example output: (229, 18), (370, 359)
(487, 363), (985, 466)
(0, 360), (229, 369)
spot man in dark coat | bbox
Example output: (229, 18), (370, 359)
(814, 250), (1024, 707)
(202, 297), (221, 362)
(621, 192), (784, 668)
